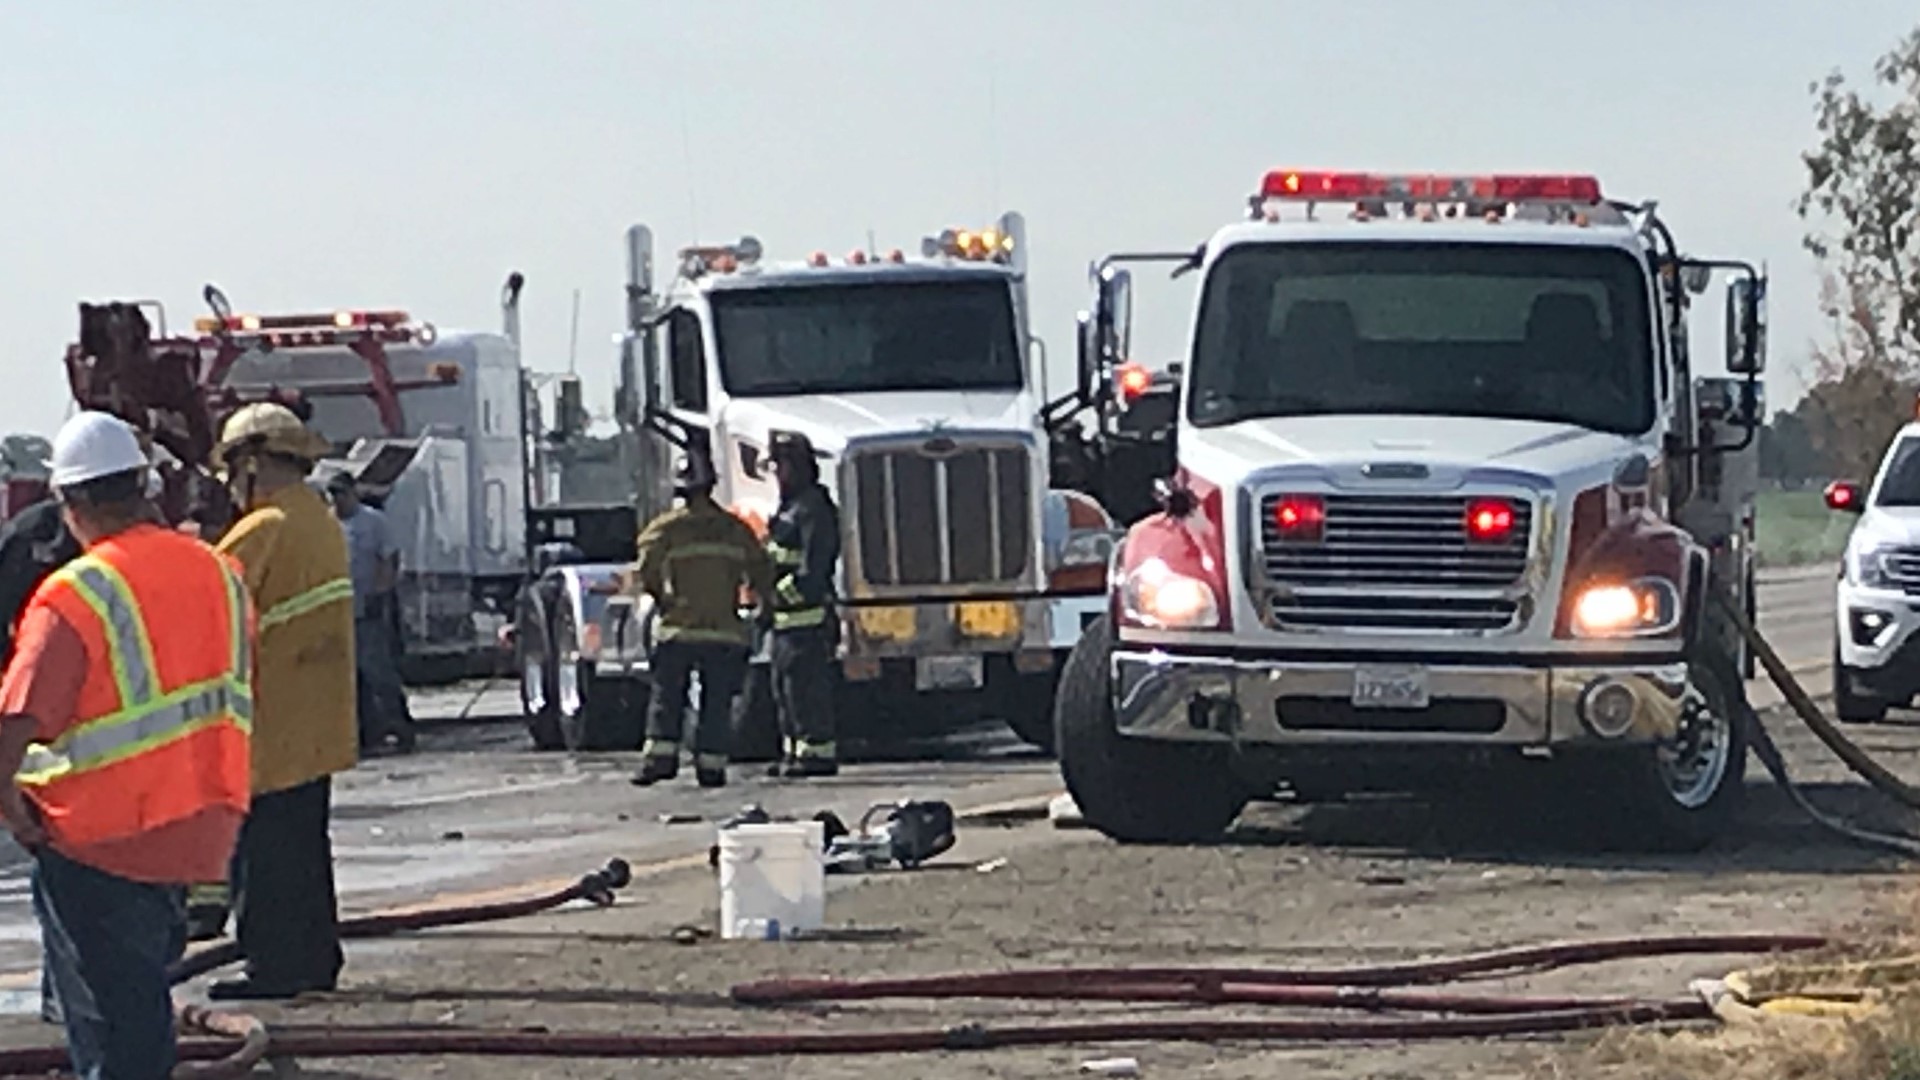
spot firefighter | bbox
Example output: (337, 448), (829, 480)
(0, 411), (252, 1078)
(207, 403), (357, 1001)
(763, 430), (842, 778)
(630, 448), (774, 788)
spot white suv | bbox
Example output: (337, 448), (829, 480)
(1829, 422), (1920, 723)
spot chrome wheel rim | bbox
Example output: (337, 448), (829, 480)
(1659, 677), (1733, 810)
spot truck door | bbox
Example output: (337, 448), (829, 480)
(662, 307), (716, 468)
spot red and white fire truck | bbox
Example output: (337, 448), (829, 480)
(1057, 169), (1766, 851)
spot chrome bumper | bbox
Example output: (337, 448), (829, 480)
(1110, 649), (1691, 747)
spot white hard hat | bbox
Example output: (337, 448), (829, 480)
(50, 412), (148, 490)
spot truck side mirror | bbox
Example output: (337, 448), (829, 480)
(1074, 310), (1095, 402)
(1090, 266), (1135, 402)
(1825, 480), (1864, 514)
(1725, 276), (1767, 375)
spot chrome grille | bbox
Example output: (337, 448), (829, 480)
(1884, 548), (1920, 593)
(1259, 493), (1531, 633)
(849, 443), (1032, 589)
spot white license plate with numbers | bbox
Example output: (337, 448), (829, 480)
(1351, 665), (1430, 710)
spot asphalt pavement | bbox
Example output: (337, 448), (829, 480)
(0, 565), (1844, 987)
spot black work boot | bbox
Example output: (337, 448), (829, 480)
(782, 758), (839, 779)
(631, 757), (679, 786)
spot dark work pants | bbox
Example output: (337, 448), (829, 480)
(33, 848), (185, 1080)
(356, 603), (414, 745)
(771, 625), (837, 757)
(645, 640), (748, 760)
(231, 778), (344, 990)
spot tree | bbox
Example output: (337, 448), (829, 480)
(1795, 27), (1920, 477)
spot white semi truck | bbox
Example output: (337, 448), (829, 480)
(1056, 169), (1766, 851)
(513, 215), (1123, 755)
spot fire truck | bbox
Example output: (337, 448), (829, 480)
(61, 280), (531, 681)
(1057, 169), (1766, 851)
(513, 214), (1121, 756)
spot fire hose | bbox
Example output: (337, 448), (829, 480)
(6, 592), (1916, 1071)
(167, 858), (632, 984)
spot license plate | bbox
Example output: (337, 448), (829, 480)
(916, 655), (985, 692)
(1352, 665), (1430, 710)
(855, 605), (917, 642)
(955, 601), (1020, 639)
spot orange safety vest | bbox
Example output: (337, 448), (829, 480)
(16, 525), (253, 857)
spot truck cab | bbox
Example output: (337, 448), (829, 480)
(595, 217), (1112, 754)
(1057, 170), (1767, 851)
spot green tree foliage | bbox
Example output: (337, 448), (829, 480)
(1794, 26), (1920, 477)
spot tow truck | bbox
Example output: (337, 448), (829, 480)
(516, 214), (1128, 757)
(59, 280), (531, 682)
(1057, 169), (1767, 851)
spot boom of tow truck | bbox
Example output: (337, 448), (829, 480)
(61, 281), (531, 681)
(1057, 169), (1767, 851)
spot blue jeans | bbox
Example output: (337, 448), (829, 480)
(32, 848), (186, 1080)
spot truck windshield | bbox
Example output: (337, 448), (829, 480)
(712, 280), (1023, 397)
(1186, 243), (1656, 435)
(1877, 438), (1920, 507)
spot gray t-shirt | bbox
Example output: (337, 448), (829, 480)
(340, 505), (399, 615)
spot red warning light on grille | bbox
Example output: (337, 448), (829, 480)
(1465, 499), (1517, 542)
(1273, 495), (1326, 542)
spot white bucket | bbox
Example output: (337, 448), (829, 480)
(717, 821), (826, 939)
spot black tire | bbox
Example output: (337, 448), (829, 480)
(1003, 667), (1060, 754)
(1055, 616), (1247, 843)
(518, 598), (567, 752)
(1588, 644), (1749, 853)
(1833, 639), (1888, 724)
(728, 663), (783, 764)
(553, 603), (646, 752)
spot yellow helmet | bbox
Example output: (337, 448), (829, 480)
(214, 403), (331, 469)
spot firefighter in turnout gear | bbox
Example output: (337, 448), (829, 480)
(764, 430), (843, 779)
(631, 447), (774, 788)
(207, 403), (357, 1001)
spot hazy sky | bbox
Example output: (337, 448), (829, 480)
(3, 1), (1915, 437)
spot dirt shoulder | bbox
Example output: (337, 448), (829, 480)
(2, 703), (1913, 1079)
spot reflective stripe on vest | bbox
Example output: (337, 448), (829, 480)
(664, 541), (754, 564)
(18, 557), (252, 786)
(765, 540), (823, 627)
(260, 576), (353, 632)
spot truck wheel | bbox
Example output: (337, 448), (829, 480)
(1833, 638), (1888, 724)
(518, 603), (566, 752)
(1594, 645), (1748, 852)
(1055, 615), (1247, 843)
(1003, 668), (1060, 754)
(553, 605), (645, 751)
(728, 664), (782, 764)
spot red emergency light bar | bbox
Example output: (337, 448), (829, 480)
(1260, 171), (1603, 205)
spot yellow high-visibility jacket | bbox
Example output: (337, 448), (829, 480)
(218, 483), (357, 795)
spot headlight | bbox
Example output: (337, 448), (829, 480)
(1850, 544), (1898, 590)
(1120, 557), (1221, 630)
(1568, 577), (1681, 638)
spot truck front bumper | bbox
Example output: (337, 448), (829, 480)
(1110, 649), (1692, 748)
